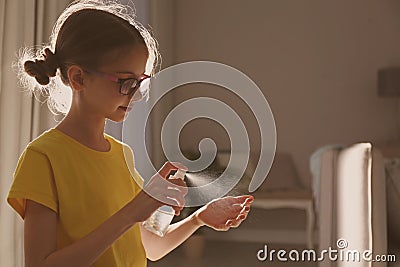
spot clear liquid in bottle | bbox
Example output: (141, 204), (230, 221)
(142, 169), (186, 237)
(142, 205), (175, 237)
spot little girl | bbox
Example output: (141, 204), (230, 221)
(7, 0), (254, 266)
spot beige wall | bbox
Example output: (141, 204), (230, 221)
(160, 0), (400, 187)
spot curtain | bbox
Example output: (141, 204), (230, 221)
(0, 1), (71, 266)
(0, 0), (173, 265)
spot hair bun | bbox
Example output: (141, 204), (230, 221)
(24, 48), (60, 85)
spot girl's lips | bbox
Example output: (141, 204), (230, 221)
(118, 106), (132, 112)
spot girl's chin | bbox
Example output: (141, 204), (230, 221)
(107, 110), (130, 123)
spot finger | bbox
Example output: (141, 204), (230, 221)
(231, 219), (244, 228)
(161, 197), (181, 208)
(156, 187), (186, 207)
(236, 212), (248, 221)
(229, 207), (250, 228)
(241, 205), (251, 216)
(173, 204), (185, 215)
(175, 196), (186, 208)
(165, 194), (186, 208)
(225, 219), (234, 228)
(158, 162), (188, 179)
(241, 205), (250, 213)
(230, 220), (241, 228)
(233, 195), (254, 203)
(168, 178), (187, 186)
(232, 203), (245, 213)
(241, 196), (254, 206)
(158, 162), (179, 179)
(232, 202), (250, 211)
(152, 177), (187, 198)
(167, 178), (188, 196)
(166, 185), (188, 201)
(170, 162), (188, 172)
(167, 187), (186, 206)
(230, 212), (248, 228)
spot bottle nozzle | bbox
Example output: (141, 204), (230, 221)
(175, 169), (187, 180)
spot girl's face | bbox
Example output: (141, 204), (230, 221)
(81, 44), (149, 123)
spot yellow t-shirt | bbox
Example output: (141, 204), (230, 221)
(7, 128), (147, 267)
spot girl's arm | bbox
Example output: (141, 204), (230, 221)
(24, 162), (186, 267)
(139, 211), (204, 261)
(25, 197), (142, 267)
(140, 195), (254, 261)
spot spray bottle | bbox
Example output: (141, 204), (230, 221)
(142, 169), (187, 237)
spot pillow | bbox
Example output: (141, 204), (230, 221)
(255, 152), (303, 192)
(215, 151), (303, 194)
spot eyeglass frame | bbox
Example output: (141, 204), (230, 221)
(83, 68), (151, 96)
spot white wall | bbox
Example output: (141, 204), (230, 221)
(168, 0), (400, 187)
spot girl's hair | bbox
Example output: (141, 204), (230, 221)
(15, 0), (160, 115)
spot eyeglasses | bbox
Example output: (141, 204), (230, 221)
(83, 68), (151, 101)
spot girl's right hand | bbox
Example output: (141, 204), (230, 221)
(129, 162), (188, 222)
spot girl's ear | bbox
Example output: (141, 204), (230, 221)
(67, 65), (85, 91)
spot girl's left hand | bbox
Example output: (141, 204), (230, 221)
(194, 195), (254, 231)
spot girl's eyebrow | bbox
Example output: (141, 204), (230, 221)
(116, 71), (136, 75)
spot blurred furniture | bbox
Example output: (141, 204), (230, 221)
(314, 143), (387, 267)
(201, 151), (314, 248)
(251, 190), (314, 248)
(245, 152), (314, 248)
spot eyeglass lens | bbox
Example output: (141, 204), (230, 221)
(121, 78), (150, 101)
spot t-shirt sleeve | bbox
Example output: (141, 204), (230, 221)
(7, 147), (58, 219)
(122, 144), (144, 190)
(132, 167), (144, 189)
